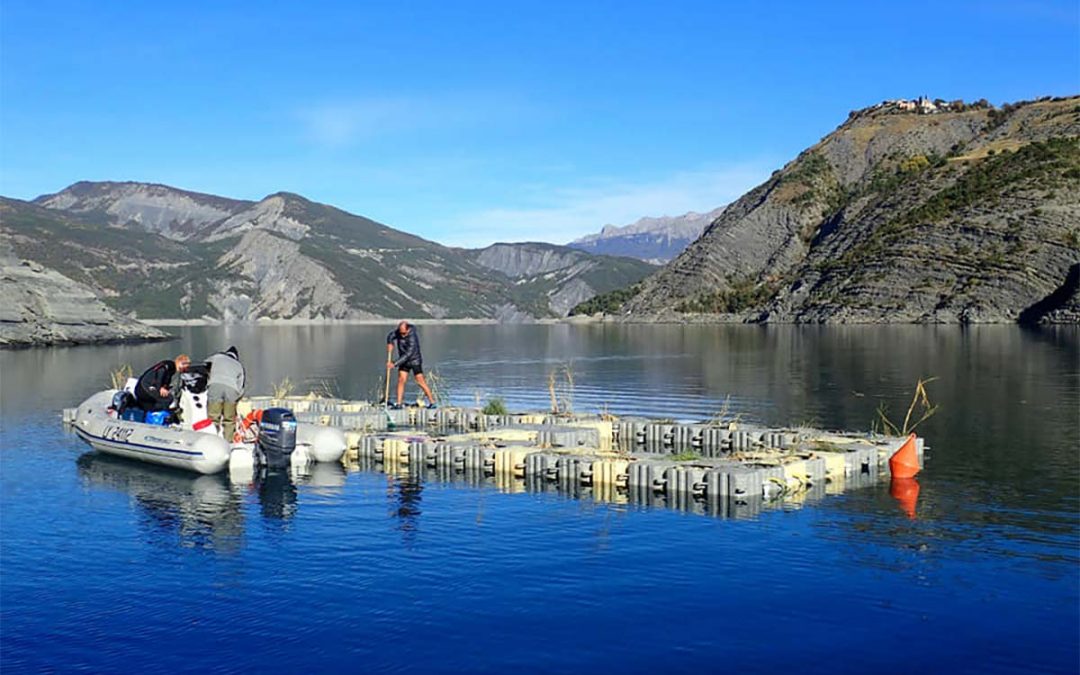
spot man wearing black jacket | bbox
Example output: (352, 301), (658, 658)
(386, 321), (436, 409)
(134, 354), (191, 412)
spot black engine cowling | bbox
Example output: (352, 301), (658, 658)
(180, 364), (210, 394)
(109, 390), (136, 417)
(257, 408), (297, 468)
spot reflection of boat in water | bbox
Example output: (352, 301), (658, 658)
(76, 452), (244, 549)
(77, 452), (349, 541)
(255, 469), (297, 521)
(252, 463), (349, 522)
(292, 462), (348, 492)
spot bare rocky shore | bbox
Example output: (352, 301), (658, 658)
(0, 242), (171, 349)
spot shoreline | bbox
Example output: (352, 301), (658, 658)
(142, 317), (507, 327)
(137, 315), (1052, 327)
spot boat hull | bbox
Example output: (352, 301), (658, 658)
(73, 391), (231, 474)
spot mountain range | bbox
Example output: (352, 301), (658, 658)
(567, 209), (721, 263)
(0, 183), (655, 325)
(576, 95), (1080, 324)
(3, 94), (1076, 344)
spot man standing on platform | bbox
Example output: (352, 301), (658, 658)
(386, 321), (436, 409)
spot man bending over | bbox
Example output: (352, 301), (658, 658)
(135, 354), (191, 412)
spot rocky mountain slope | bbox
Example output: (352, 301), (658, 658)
(582, 96), (1080, 324)
(0, 237), (169, 347)
(568, 208), (721, 263)
(469, 243), (655, 316)
(2, 184), (653, 321)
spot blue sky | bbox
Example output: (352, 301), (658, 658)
(1, 1), (1077, 246)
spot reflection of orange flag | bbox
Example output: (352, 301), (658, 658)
(889, 433), (920, 478)
(890, 477), (920, 520)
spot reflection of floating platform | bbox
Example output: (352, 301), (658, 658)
(240, 395), (924, 518)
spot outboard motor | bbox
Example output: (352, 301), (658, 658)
(180, 363), (210, 394)
(109, 390), (135, 418)
(257, 408), (297, 469)
(109, 390), (146, 422)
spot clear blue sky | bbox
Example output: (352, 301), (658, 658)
(2, 1), (1076, 246)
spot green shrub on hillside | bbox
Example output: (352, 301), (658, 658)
(898, 137), (1079, 228)
(676, 277), (779, 314)
(778, 152), (833, 192)
(898, 155), (931, 173)
(569, 283), (643, 315)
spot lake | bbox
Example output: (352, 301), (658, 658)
(1, 324), (1077, 673)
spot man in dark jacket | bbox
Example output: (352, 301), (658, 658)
(386, 321), (436, 409)
(135, 354), (191, 412)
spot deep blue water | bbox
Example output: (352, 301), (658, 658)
(2, 325), (1077, 673)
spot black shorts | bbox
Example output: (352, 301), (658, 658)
(398, 362), (423, 375)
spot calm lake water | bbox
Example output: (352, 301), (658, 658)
(1, 324), (1077, 673)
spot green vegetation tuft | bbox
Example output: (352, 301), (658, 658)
(670, 451), (701, 462)
(481, 397), (508, 415)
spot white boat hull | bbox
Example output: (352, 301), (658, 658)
(73, 391), (230, 474)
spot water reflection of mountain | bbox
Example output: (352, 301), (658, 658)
(76, 453), (348, 547)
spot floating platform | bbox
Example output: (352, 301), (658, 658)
(233, 395), (925, 518)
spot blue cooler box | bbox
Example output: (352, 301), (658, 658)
(121, 408), (146, 423)
(145, 411), (170, 426)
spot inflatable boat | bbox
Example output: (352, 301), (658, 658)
(72, 389), (347, 475)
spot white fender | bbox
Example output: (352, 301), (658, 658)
(297, 424), (347, 463)
(228, 445), (256, 484)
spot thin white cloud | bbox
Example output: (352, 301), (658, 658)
(296, 93), (537, 147)
(436, 162), (774, 247)
(299, 99), (415, 146)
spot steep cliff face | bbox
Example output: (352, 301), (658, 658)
(613, 96), (1080, 323)
(0, 238), (169, 347)
(474, 243), (593, 277)
(469, 242), (655, 317)
(211, 230), (358, 320)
